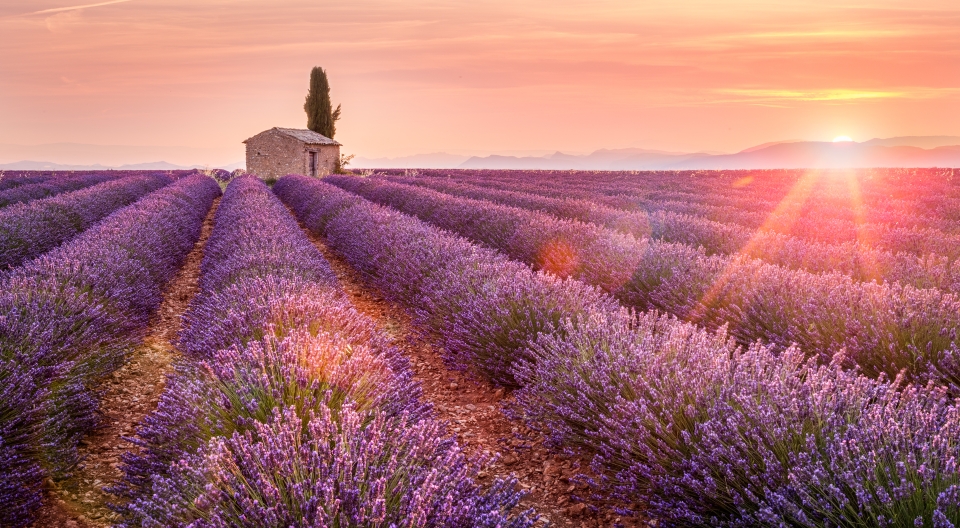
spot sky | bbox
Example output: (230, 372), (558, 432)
(1, 0), (959, 165)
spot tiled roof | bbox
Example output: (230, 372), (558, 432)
(245, 127), (341, 146)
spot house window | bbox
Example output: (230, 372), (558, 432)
(309, 151), (318, 177)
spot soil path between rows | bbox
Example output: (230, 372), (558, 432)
(301, 226), (643, 528)
(31, 198), (220, 528)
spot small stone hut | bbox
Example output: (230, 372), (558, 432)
(243, 127), (341, 180)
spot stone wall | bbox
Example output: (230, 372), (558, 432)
(245, 130), (339, 180)
(311, 144), (340, 177)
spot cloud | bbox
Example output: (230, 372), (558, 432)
(21, 0), (134, 17)
(1, 0), (959, 155)
(45, 10), (83, 33)
(717, 88), (960, 103)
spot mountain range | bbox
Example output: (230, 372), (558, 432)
(4, 136), (960, 172)
(355, 136), (960, 170)
(0, 142), (242, 171)
(0, 160), (244, 171)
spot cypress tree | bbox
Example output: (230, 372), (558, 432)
(303, 67), (341, 139)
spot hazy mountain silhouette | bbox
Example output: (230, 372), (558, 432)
(6, 136), (959, 172)
(455, 137), (960, 170)
(352, 152), (471, 169)
(671, 142), (960, 169)
(458, 148), (713, 170)
(860, 136), (960, 149)
(0, 142), (240, 169)
(0, 160), (243, 171)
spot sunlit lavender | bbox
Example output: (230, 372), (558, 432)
(114, 176), (533, 527)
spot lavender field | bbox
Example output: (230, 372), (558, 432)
(3, 168), (960, 527)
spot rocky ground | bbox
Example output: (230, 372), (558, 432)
(31, 199), (219, 528)
(29, 196), (645, 527)
(304, 228), (645, 528)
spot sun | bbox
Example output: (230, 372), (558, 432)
(832, 135), (854, 143)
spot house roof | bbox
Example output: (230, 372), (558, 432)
(243, 127), (341, 146)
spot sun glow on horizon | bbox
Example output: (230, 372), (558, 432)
(833, 136), (854, 143)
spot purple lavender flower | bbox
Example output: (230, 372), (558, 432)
(0, 174), (219, 527)
(282, 172), (960, 526)
(115, 176), (532, 527)
(0, 172), (117, 208)
(0, 174), (172, 269)
(323, 174), (960, 390)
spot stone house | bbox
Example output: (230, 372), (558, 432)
(243, 127), (341, 180)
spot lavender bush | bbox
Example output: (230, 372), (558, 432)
(0, 174), (219, 527)
(514, 313), (960, 526)
(0, 353), (48, 526)
(421, 168), (960, 261)
(0, 173), (49, 192)
(115, 176), (532, 527)
(325, 175), (960, 389)
(388, 174), (960, 293)
(0, 174), (172, 269)
(284, 173), (960, 527)
(276, 175), (621, 386)
(0, 172), (116, 208)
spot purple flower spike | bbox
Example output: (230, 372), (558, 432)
(0, 174), (219, 527)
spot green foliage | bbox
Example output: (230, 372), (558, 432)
(303, 67), (341, 139)
(334, 153), (355, 174)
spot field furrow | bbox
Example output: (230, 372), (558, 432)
(0, 173), (117, 208)
(299, 222), (642, 527)
(383, 174), (960, 292)
(0, 175), (173, 270)
(0, 175), (220, 528)
(278, 173), (960, 528)
(31, 197), (219, 528)
(325, 175), (960, 388)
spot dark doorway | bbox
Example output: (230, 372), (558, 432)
(309, 151), (318, 177)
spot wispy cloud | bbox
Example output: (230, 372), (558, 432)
(717, 88), (960, 102)
(1, 0), (958, 156)
(21, 0), (134, 16)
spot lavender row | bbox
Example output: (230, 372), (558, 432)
(0, 172), (119, 208)
(384, 174), (960, 292)
(415, 170), (960, 262)
(0, 173), (50, 192)
(0, 175), (219, 528)
(392, 168), (947, 222)
(114, 176), (532, 527)
(0, 174), (172, 270)
(431, 168), (960, 229)
(277, 176), (622, 386)
(453, 170), (955, 234)
(278, 174), (960, 527)
(326, 175), (960, 389)
(506, 171), (960, 256)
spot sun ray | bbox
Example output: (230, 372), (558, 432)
(688, 170), (821, 326)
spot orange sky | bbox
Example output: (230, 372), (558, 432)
(1, 0), (959, 164)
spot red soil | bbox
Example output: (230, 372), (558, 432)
(303, 228), (644, 528)
(31, 199), (219, 528)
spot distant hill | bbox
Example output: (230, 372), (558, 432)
(671, 142), (960, 169)
(738, 140), (804, 153)
(5, 136), (958, 172)
(352, 152), (470, 169)
(453, 137), (960, 170)
(0, 142), (241, 170)
(458, 148), (714, 170)
(860, 136), (960, 149)
(0, 160), (243, 171)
